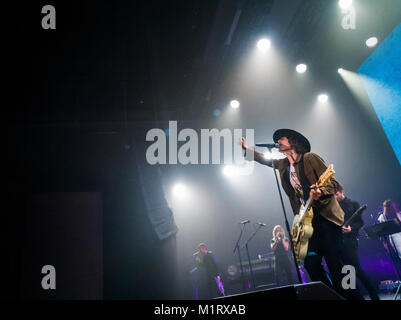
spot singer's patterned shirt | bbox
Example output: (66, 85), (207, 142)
(245, 148), (344, 226)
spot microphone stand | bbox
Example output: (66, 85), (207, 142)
(242, 224), (264, 290)
(233, 223), (247, 292)
(264, 146), (303, 284)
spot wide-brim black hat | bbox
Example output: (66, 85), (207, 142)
(273, 129), (311, 152)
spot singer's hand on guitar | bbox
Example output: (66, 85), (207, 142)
(310, 184), (322, 200)
(241, 137), (247, 150)
(342, 225), (352, 233)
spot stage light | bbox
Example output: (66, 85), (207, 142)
(338, 0), (352, 9)
(318, 94), (328, 103)
(173, 183), (187, 197)
(223, 165), (237, 177)
(264, 152), (272, 160)
(230, 100), (240, 109)
(296, 64), (307, 74)
(338, 68), (344, 74)
(366, 37), (378, 47)
(257, 38), (271, 52)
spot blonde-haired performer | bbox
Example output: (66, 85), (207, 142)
(270, 225), (294, 285)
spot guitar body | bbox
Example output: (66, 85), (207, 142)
(292, 207), (314, 261)
(291, 164), (335, 261)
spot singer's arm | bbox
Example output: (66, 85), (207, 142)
(241, 138), (280, 167)
(270, 238), (279, 250)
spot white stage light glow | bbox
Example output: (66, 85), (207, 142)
(264, 152), (272, 160)
(296, 64), (307, 74)
(338, 0), (352, 9)
(338, 68), (344, 74)
(366, 37), (378, 47)
(230, 100), (240, 109)
(318, 94), (328, 103)
(223, 165), (236, 177)
(173, 183), (187, 197)
(257, 38), (271, 52)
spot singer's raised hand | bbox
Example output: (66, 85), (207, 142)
(241, 137), (247, 150)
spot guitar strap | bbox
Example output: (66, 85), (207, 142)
(283, 164), (293, 196)
(298, 154), (319, 258)
(298, 153), (311, 202)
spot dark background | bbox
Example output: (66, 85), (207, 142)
(3, 0), (401, 299)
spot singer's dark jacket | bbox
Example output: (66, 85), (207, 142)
(195, 251), (219, 279)
(245, 148), (344, 226)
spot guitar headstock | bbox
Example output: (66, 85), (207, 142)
(317, 164), (335, 187)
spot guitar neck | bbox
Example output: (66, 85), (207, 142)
(305, 196), (313, 210)
(298, 164), (335, 219)
(342, 205), (367, 226)
(299, 196), (313, 221)
(299, 184), (319, 219)
(304, 180), (325, 209)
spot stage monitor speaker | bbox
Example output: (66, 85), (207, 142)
(134, 131), (178, 241)
(215, 282), (344, 300)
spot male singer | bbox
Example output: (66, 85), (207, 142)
(242, 129), (363, 300)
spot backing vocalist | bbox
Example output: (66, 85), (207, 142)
(270, 225), (294, 285)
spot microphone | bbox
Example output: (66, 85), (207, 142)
(239, 220), (250, 224)
(255, 143), (280, 149)
(256, 222), (266, 227)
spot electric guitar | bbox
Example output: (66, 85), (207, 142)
(342, 204), (368, 227)
(291, 164), (335, 261)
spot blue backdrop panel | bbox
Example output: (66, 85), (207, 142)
(358, 23), (401, 165)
